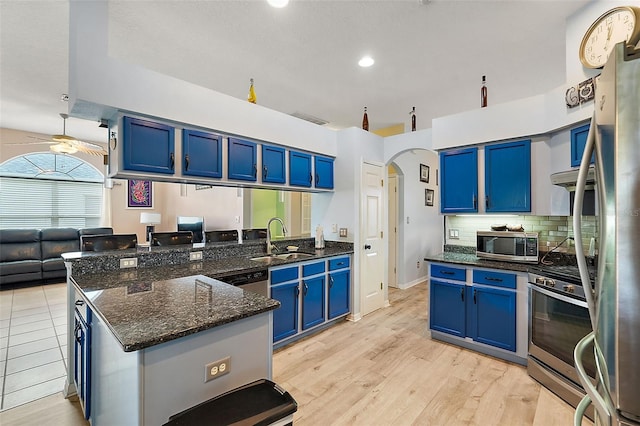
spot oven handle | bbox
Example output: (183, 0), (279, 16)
(528, 283), (588, 308)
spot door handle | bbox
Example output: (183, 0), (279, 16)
(329, 275), (334, 288)
(309, 173), (313, 185)
(473, 289), (477, 304)
(170, 152), (175, 170)
(185, 155), (190, 171)
(303, 281), (308, 296)
(253, 164), (257, 178)
(460, 288), (464, 302)
(364, 244), (371, 250)
(316, 173), (320, 185)
(263, 165), (268, 179)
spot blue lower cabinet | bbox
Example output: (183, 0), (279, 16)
(429, 280), (466, 338)
(74, 307), (92, 420)
(271, 282), (299, 342)
(301, 276), (325, 330)
(328, 270), (350, 319)
(430, 265), (517, 353)
(468, 286), (516, 352)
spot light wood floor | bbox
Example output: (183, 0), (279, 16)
(0, 282), (591, 425)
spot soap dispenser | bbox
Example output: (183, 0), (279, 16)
(315, 225), (325, 249)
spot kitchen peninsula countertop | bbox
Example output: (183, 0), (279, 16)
(67, 242), (354, 352)
(424, 252), (531, 273)
(74, 274), (279, 352)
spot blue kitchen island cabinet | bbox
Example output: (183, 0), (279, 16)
(261, 144), (286, 184)
(484, 140), (531, 213)
(122, 116), (175, 174)
(289, 150), (312, 187)
(314, 155), (334, 190)
(428, 262), (524, 364)
(182, 129), (222, 178)
(228, 137), (257, 181)
(440, 147), (478, 213)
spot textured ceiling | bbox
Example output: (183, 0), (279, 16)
(1, 0), (590, 147)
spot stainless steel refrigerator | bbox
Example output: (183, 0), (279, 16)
(573, 43), (640, 425)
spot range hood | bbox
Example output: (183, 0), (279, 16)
(550, 166), (596, 191)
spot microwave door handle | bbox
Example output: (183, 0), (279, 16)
(573, 112), (597, 330)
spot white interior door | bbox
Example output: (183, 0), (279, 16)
(387, 174), (398, 288)
(361, 162), (385, 316)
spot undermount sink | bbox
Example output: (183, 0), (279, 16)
(250, 252), (314, 263)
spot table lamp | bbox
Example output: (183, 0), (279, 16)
(140, 212), (162, 242)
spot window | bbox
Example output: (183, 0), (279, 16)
(0, 152), (104, 229)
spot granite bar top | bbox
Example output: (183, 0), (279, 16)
(74, 274), (280, 352)
(423, 252), (531, 273)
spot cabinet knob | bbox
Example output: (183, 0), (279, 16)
(75, 300), (84, 306)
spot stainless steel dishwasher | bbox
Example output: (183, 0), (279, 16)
(216, 269), (269, 297)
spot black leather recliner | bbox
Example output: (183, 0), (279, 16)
(40, 228), (80, 280)
(81, 234), (138, 252)
(151, 231), (193, 246)
(0, 229), (42, 284)
(205, 230), (238, 243)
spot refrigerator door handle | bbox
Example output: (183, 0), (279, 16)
(573, 112), (598, 330)
(574, 394), (592, 426)
(574, 332), (612, 426)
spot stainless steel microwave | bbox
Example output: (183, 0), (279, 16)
(476, 231), (539, 263)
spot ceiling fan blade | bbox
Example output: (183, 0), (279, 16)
(71, 140), (107, 156)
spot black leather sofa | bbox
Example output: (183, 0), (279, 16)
(0, 227), (113, 287)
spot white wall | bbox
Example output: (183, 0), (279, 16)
(68, 1), (337, 157)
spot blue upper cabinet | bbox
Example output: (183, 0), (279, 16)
(261, 145), (286, 184)
(122, 116), (175, 174)
(289, 150), (312, 187)
(570, 123), (593, 168)
(228, 137), (257, 182)
(182, 129), (222, 178)
(314, 156), (334, 189)
(485, 140), (531, 212)
(440, 147), (478, 213)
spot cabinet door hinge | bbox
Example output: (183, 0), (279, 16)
(381, 179), (384, 187)
(380, 282), (383, 290)
(380, 231), (383, 238)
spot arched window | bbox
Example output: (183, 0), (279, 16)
(0, 152), (104, 229)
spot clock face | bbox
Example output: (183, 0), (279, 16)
(580, 7), (639, 69)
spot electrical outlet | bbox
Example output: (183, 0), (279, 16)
(205, 356), (231, 382)
(339, 228), (347, 237)
(119, 258), (137, 268)
(190, 251), (203, 261)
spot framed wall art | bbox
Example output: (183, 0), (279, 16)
(420, 164), (430, 183)
(425, 189), (434, 207)
(127, 179), (153, 208)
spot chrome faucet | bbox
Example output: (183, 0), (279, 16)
(266, 217), (287, 255)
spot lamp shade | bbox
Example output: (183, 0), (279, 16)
(140, 212), (161, 224)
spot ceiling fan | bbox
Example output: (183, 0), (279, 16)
(25, 113), (107, 156)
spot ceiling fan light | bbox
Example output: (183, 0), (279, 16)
(52, 134), (76, 143)
(50, 143), (78, 154)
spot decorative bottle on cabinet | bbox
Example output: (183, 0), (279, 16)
(362, 106), (369, 131)
(410, 107), (416, 131)
(481, 76), (488, 108)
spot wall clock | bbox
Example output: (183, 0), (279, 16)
(579, 6), (640, 69)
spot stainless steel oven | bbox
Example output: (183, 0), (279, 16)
(528, 268), (596, 419)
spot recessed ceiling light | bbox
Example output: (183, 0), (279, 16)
(358, 56), (374, 67)
(267, 0), (289, 8)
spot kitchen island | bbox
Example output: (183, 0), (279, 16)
(69, 272), (279, 425)
(63, 238), (353, 425)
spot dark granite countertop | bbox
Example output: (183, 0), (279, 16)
(74, 274), (280, 352)
(423, 252), (531, 273)
(69, 244), (353, 352)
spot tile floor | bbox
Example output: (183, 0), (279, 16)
(0, 282), (68, 411)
